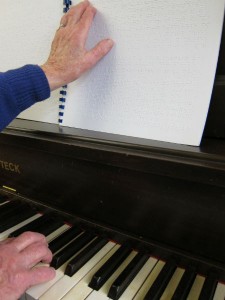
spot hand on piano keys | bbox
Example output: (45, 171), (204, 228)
(0, 230), (55, 300)
(0, 198), (225, 300)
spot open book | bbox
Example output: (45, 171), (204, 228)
(0, 0), (224, 146)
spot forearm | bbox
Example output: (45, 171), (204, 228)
(0, 65), (50, 130)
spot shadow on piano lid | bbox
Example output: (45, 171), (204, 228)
(0, 19), (225, 290)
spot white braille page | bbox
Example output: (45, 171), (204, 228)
(62, 0), (225, 145)
(0, 1), (224, 145)
(0, 0), (61, 124)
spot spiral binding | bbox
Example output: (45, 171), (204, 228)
(58, 0), (72, 125)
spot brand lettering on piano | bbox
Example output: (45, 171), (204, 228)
(0, 161), (21, 174)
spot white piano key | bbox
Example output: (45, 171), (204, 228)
(25, 225), (71, 300)
(119, 257), (158, 300)
(133, 260), (165, 300)
(38, 234), (96, 300)
(45, 224), (70, 243)
(187, 275), (205, 300)
(61, 244), (120, 300)
(0, 213), (41, 241)
(26, 263), (67, 300)
(160, 267), (185, 300)
(0, 200), (9, 206)
(85, 251), (137, 300)
(28, 230), (99, 300)
(213, 282), (225, 300)
(38, 241), (116, 300)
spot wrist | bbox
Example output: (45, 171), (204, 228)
(40, 64), (66, 91)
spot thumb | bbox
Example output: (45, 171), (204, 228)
(28, 266), (56, 287)
(84, 39), (114, 70)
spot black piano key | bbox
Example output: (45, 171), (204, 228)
(0, 205), (26, 222)
(9, 211), (63, 238)
(32, 217), (64, 237)
(88, 242), (132, 291)
(0, 200), (16, 211)
(171, 266), (197, 300)
(50, 231), (95, 269)
(9, 213), (56, 237)
(0, 201), (23, 219)
(0, 207), (36, 232)
(0, 194), (8, 203)
(108, 252), (149, 300)
(144, 259), (177, 300)
(65, 236), (108, 277)
(49, 226), (82, 254)
(198, 273), (218, 300)
(0, 202), (34, 220)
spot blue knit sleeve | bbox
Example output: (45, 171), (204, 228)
(0, 65), (50, 131)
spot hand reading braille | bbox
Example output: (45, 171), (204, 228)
(41, 0), (114, 91)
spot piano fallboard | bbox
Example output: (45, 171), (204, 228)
(1, 122), (225, 281)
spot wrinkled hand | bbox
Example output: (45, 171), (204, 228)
(41, 0), (114, 91)
(0, 232), (55, 300)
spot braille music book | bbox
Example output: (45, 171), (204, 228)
(0, 0), (224, 146)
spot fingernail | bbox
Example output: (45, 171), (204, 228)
(106, 39), (114, 47)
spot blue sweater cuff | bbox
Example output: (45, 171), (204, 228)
(4, 64), (50, 111)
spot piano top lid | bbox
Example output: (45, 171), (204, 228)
(3, 118), (225, 174)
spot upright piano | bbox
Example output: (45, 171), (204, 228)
(0, 21), (225, 300)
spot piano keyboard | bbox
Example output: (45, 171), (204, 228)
(0, 197), (225, 300)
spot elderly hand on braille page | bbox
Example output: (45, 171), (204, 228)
(41, 0), (114, 91)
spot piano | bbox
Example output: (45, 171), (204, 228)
(0, 21), (225, 300)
